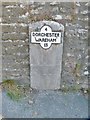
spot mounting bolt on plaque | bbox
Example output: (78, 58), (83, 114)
(29, 21), (64, 90)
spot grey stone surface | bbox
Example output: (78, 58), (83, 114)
(1, 2), (89, 89)
(2, 91), (88, 118)
(29, 21), (64, 89)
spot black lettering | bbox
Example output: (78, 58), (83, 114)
(52, 39), (56, 42)
(44, 43), (48, 47)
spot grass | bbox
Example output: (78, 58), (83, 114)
(0, 79), (30, 101)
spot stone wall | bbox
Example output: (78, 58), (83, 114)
(1, 2), (89, 89)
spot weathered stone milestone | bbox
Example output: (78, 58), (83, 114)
(29, 21), (64, 89)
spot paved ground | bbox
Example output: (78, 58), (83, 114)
(2, 90), (88, 118)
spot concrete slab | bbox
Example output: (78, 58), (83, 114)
(2, 91), (88, 118)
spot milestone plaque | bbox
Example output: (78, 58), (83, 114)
(31, 25), (62, 49)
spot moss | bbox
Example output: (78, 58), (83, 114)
(73, 63), (81, 78)
(61, 84), (81, 93)
(1, 79), (16, 84)
(70, 14), (77, 22)
(70, 2), (77, 22)
(61, 86), (69, 93)
(81, 87), (90, 94)
(87, 88), (90, 93)
(7, 88), (22, 101)
(61, 84), (90, 96)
